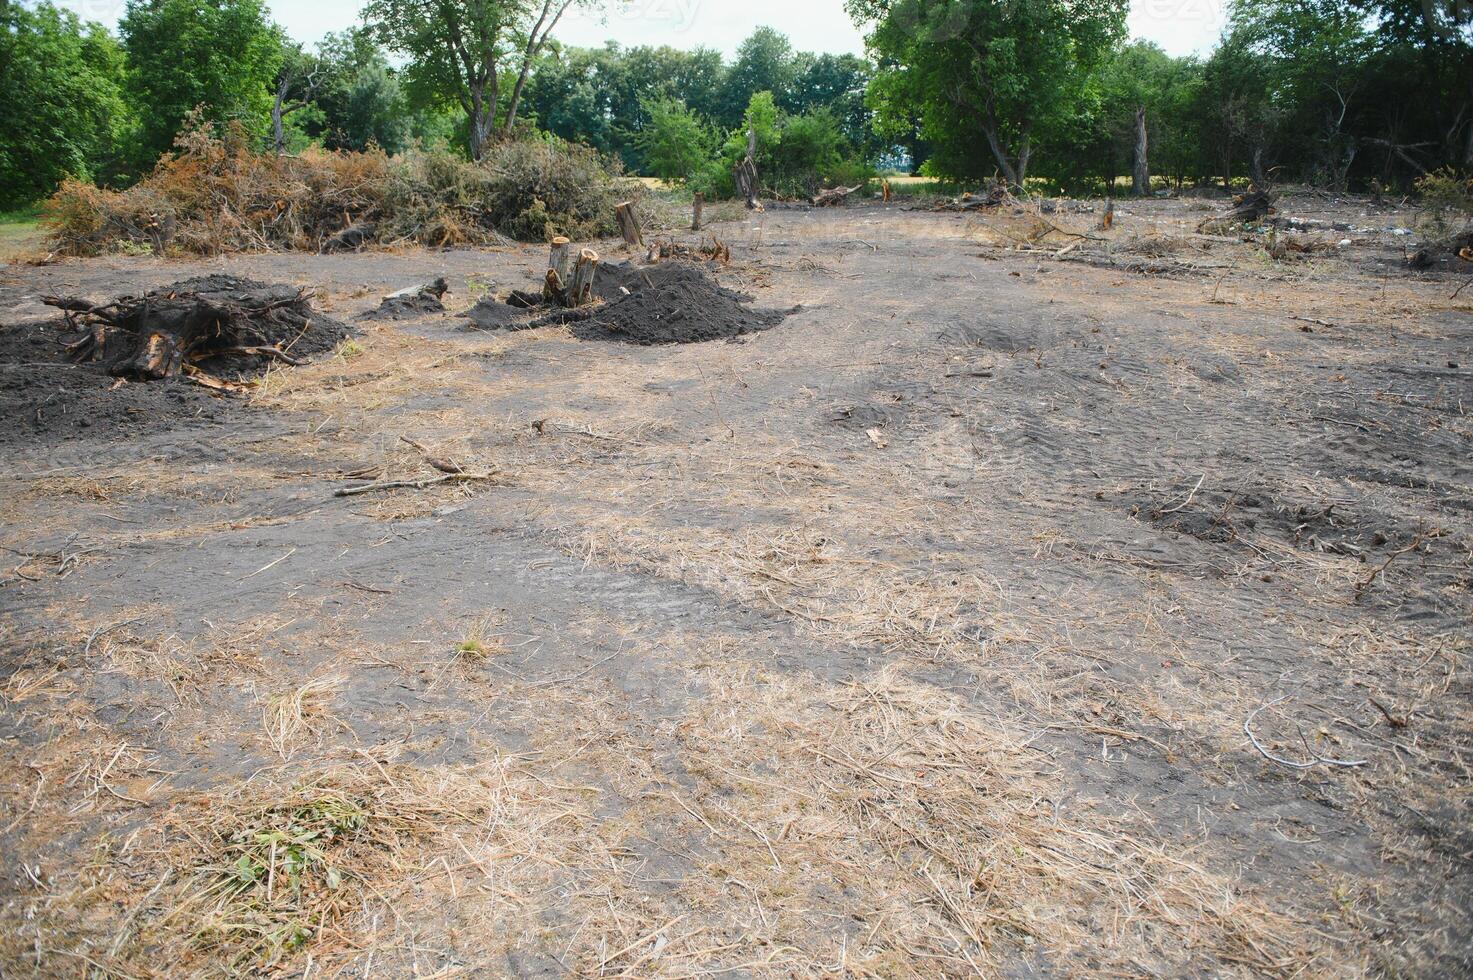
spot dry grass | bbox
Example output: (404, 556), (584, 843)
(0, 663), (1344, 977)
(261, 676), (344, 761)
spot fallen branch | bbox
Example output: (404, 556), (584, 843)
(333, 473), (498, 498)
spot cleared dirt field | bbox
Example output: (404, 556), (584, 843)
(1, 195), (1470, 977)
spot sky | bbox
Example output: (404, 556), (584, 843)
(54, 0), (1228, 58)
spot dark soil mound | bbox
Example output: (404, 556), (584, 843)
(4, 275), (349, 448)
(460, 261), (788, 345)
(0, 317), (231, 449)
(359, 279), (449, 321)
(1409, 230), (1473, 271)
(463, 297), (538, 331)
(564, 264), (789, 345)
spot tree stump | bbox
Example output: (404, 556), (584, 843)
(567, 248), (600, 307)
(544, 236), (574, 304)
(615, 202), (643, 248)
(692, 192), (704, 232)
(735, 124), (762, 211)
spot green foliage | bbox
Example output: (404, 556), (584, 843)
(361, 0), (594, 160)
(0, 2), (129, 209)
(851, 0), (1129, 187)
(720, 27), (797, 126)
(693, 92), (868, 200)
(120, 0), (282, 167)
(311, 31), (413, 154)
(634, 99), (715, 181)
(1417, 168), (1473, 214)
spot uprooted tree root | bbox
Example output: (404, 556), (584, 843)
(42, 275), (350, 383)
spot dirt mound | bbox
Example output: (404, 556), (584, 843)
(359, 279), (449, 321)
(1409, 229), (1473, 271)
(562, 263), (795, 347)
(460, 261), (789, 345)
(0, 318), (232, 448)
(43, 275), (350, 381)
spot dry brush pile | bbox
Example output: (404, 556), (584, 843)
(43, 124), (630, 257)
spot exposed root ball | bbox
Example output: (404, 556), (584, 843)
(42, 275), (351, 381)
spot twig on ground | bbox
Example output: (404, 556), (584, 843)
(1244, 696), (1368, 770)
(1159, 474), (1207, 516)
(1356, 533), (1427, 599)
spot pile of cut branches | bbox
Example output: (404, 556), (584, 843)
(43, 124), (628, 257)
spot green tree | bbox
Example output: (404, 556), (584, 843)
(0, 2), (129, 207)
(1228, 0), (1376, 188)
(784, 53), (879, 156)
(849, 0), (1129, 186)
(719, 28), (796, 126)
(634, 98), (713, 180)
(270, 41), (329, 155)
(313, 29), (412, 153)
(363, 0), (598, 160)
(120, 0), (282, 165)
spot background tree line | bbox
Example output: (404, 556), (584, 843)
(2, 0), (1470, 213)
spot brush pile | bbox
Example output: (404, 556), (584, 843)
(43, 124), (628, 257)
(1197, 189), (1276, 234)
(41, 275), (350, 382)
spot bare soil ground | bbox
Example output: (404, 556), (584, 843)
(1, 194), (1470, 977)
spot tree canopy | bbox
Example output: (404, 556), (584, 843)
(120, 0), (282, 165)
(849, 0), (1129, 186)
(362, 0), (594, 160)
(0, 2), (129, 208)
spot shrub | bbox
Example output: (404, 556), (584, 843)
(1413, 168), (1473, 239)
(1416, 168), (1473, 214)
(43, 125), (627, 256)
(697, 93), (873, 201)
(634, 98), (716, 182)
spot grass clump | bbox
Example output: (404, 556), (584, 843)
(42, 123), (629, 257)
(201, 794), (370, 965)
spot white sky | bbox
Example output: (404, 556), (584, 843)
(55, 0), (1227, 58)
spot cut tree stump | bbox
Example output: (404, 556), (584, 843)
(692, 192), (704, 231)
(615, 202), (643, 248)
(544, 236), (575, 304)
(567, 248), (600, 307)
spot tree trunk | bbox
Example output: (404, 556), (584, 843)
(1249, 145), (1268, 189)
(271, 78), (290, 157)
(615, 202), (643, 247)
(692, 192), (704, 231)
(466, 79), (497, 162)
(981, 124), (1020, 189)
(1465, 115), (1473, 167)
(735, 125), (762, 210)
(1132, 106), (1149, 197)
